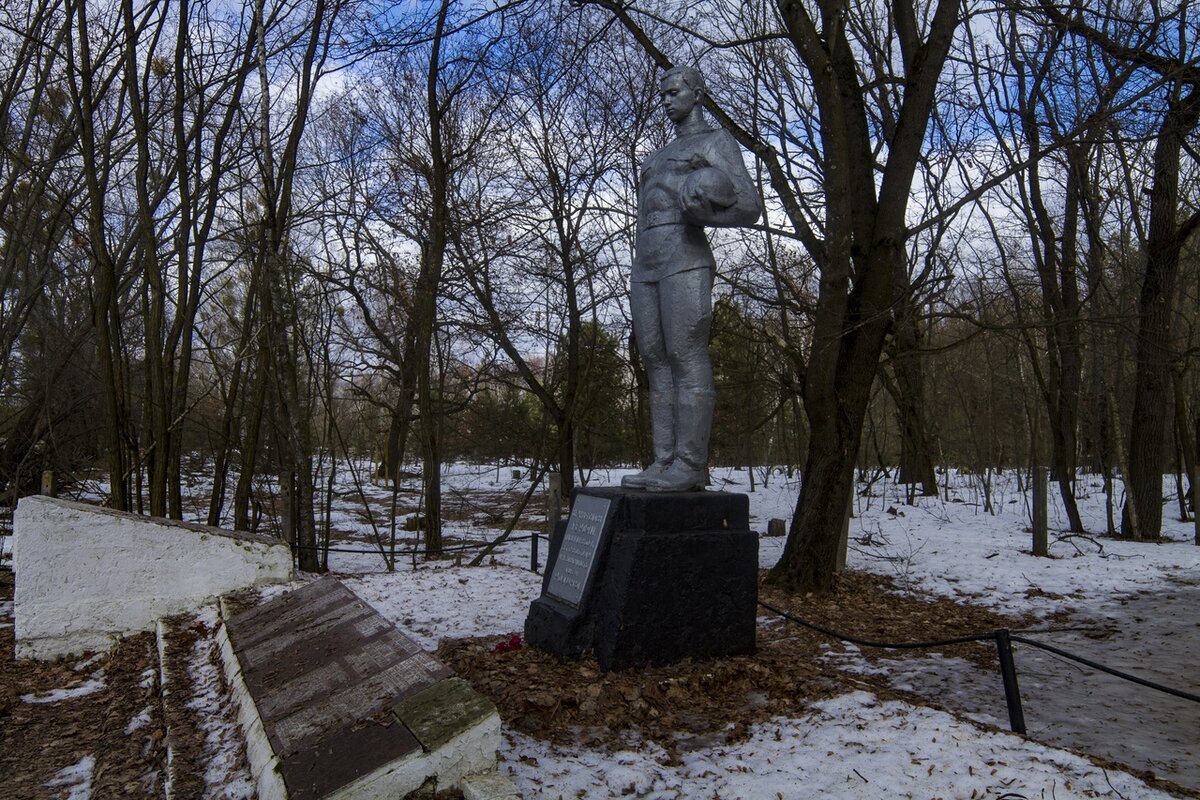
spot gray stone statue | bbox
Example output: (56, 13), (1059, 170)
(622, 66), (762, 492)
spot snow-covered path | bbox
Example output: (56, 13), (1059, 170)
(838, 577), (1200, 792)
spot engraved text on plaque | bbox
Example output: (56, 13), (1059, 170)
(546, 495), (612, 607)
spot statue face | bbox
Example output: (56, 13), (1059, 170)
(660, 74), (700, 124)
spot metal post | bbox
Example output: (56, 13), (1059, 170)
(530, 530), (539, 573)
(41, 470), (56, 498)
(1032, 467), (1048, 557)
(994, 629), (1026, 734)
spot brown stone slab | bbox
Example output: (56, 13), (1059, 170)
(279, 712), (421, 800)
(222, 576), (456, 796)
(268, 649), (450, 755)
(226, 579), (355, 652)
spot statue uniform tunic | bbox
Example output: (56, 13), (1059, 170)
(633, 127), (759, 284)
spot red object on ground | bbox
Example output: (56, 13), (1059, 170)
(492, 634), (523, 654)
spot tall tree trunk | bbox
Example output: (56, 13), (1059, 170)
(121, 0), (172, 517)
(68, 0), (135, 510)
(408, 0), (455, 553)
(1123, 86), (1200, 539)
(1173, 374), (1197, 508)
(1008, 38), (1087, 534)
(233, 331), (269, 532)
(209, 266), (262, 527)
(772, 296), (888, 591)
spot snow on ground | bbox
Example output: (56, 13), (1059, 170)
(310, 465), (1196, 799)
(342, 564), (543, 651)
(63, 461), (1197, 797)
(185, 606), (256, 800)
(20, 672), (106, 704)
(504, 691), (1175, 800)
(726, 467), (1198, 619)
(43, 754), (95, 800)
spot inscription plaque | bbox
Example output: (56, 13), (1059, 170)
(546, 494), (612, 607)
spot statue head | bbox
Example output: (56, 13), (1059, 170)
(659, 65), (706, 125)
(661, 65), (706, 96)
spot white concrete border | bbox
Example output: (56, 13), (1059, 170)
(155, 619), (177, 800)
(13, 496), (292, 659)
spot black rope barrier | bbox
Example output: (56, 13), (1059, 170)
(758, 600), (1200, 735)
(758, 600), (994, 649)
(1011, 634), (1200, 704)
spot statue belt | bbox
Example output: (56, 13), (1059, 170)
(640, 210), (687, 231)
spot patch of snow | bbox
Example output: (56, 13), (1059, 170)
(73, 653), (103, 672)
(503, 691), (1178, 799)
(125, 707), (153, 735)
(22, 673), (106, 704)
(705, 467), (1200, 620)
(44, 754), (95, 800)
(344, 564), (543, 650)
(184, 608), (255, 800)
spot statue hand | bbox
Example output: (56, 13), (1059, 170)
(680, 181), (710, 217)
(679, 167), (737, 222)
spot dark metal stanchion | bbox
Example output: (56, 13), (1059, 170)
(530, 530), (539, 573)
(994, 629), (1026, 734)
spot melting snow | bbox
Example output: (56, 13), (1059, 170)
(43, 754), (95, 800)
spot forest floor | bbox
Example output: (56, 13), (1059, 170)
(1, 465), (1198, 798)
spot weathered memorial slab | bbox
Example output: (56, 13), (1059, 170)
(220, 577), (501, 800)
(523, 492), (619, 658)
(524, 487), (757, 671)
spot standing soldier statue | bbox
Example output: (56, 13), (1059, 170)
(622, 65), (763, 492)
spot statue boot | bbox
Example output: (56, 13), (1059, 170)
(645, 392), (713, 492)
(622, 391), (675, 488)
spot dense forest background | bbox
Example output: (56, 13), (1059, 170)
(1, 0), (1197, 586)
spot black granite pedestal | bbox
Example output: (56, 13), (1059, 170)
(524, 487), (758, 671)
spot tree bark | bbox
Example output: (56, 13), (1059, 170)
(1122, 86), (1200, 539)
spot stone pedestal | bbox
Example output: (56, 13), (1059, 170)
(524, 487), (757, 671)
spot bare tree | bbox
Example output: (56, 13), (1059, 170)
(1018, 0), (1200, 538)
(453, 4), (649, 496)
(584, 0), (965, 592)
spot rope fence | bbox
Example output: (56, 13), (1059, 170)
(758, 601), (1200, 735)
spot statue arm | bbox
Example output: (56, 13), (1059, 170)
(679, 130), (762, 228)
